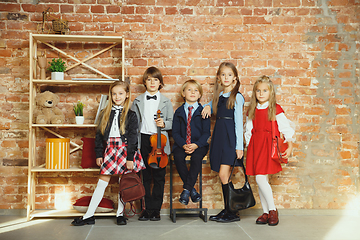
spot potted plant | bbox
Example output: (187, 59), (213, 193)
(48, 58), (66, 80)
(73, 100), (85, 124)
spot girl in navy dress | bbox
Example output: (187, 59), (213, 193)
(72, 80), (145, 226)
(245, 75), (294, 226)
(202, 62), (245, 223)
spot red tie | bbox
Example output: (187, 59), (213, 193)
(186, 106), (193, 144)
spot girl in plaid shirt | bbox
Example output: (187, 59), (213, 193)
(72, 79), (145, 226)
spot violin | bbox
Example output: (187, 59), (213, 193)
(148, 110), (168, 169)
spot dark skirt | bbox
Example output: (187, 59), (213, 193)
(209, 95), (242, 172)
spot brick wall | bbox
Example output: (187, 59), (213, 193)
(0, 0), (359, 211)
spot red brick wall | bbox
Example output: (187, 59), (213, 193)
(0, 0), (359, 211)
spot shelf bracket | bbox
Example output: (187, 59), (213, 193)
(39, 40), (113, 79)
(40, 127), (83, 153)
(66, 43), (119, 72)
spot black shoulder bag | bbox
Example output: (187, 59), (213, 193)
(226, 158), (256, 212)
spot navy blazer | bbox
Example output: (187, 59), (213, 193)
(172, 103), (211, 151)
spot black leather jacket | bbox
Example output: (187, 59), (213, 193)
(94, 109), (138, 161)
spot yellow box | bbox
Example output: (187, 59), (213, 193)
(46, 138), (70, 169)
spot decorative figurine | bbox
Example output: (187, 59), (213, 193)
(37, 50), (47, 80)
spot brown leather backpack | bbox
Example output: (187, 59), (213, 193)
(119, 171), (145, 217)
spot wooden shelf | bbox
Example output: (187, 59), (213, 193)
(31, 166), (100, 172)
(31, 34), (123, 43)
(32, 79), (117, 85)
(29, 209), (116, 219)
(32, 124), (97, 128)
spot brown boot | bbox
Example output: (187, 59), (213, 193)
(268, 209), (279, 226)
(256, 213), (268, 224)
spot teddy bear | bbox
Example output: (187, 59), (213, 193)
(33, 91), (65, 124)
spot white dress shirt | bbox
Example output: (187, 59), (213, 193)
(140, 91), (160, 135)
(109, 105), (123, 138)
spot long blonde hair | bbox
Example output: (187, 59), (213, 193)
(212, 62), (241, 115)
(247, 75), (277, 121)
(98, 79), (131, 135)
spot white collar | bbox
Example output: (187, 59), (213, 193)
(256, 101), (269, 109)
(112, 105), (123, 110)
(220, 91), (231, 97)
(145, 90), (160, 97)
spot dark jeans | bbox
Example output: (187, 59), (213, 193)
(173, 145), (208, 191)
(140, 133), (166, 211)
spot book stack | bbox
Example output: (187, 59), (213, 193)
(94, 95), (108, 124)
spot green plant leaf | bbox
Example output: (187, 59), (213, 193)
(73, 101), (84, 116)
(47, 58), (67, 72)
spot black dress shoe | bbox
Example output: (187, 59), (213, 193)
(216, 211), (240, 223)
(116, 216), (127, 225)
(150, 210), (161, 221)
(209, 209), (226, 221)
(71, 216), (95, 226)
(179, 189), (190, 205)
(138, 210), (150, 221)
(190, 188), (202, 203)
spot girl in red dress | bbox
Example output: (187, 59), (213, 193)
(245, 75), (295, 226)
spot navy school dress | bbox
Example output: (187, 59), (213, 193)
(209, 94), (243, 172)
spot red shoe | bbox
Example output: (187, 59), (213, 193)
(268, 209), (279, 226)
(256, 213), (269, 224)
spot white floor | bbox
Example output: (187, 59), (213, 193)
(0, 212), (359, 240)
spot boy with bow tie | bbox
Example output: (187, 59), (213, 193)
(131, 67), (173, 221)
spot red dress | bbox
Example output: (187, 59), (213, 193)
(246, 104), (284, 176)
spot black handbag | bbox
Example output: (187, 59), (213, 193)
(226, 158), (256, 212)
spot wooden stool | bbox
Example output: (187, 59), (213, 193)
(169, 155), (208, 223)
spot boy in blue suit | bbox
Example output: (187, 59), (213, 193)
(172, 79), (211, 205)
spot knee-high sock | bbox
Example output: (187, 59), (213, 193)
(221, 183), (228, 210)
(258, 186), (269, 214)
(116, 197), (125, 217)
(256, 175), (276, 212)
(83, 179), (108, 220)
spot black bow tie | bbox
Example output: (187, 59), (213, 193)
(146, 95), (157, 100)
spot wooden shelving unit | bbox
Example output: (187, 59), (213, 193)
(30, 166), (101, 172)
(30, 209), (116, 218)
(27, 34), (124, 220)
(32, 80), (117, 85)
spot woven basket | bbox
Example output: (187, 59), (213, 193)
(52, 19), (68, 32)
